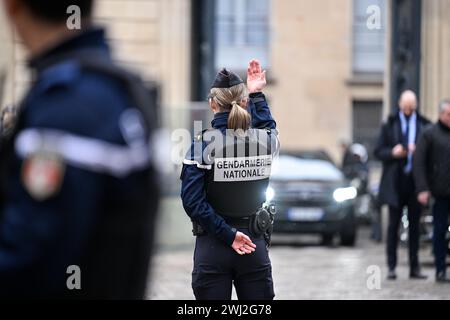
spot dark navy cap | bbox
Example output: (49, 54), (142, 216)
(211, 68), (244, 89)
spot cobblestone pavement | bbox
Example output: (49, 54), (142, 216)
(147, 228), (450, 300)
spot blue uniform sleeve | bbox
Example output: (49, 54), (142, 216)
(248, 92), (280, 156)
(248, 92), (277, 130)
(180, 141), (236, 246)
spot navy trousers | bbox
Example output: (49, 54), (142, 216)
(192, 228), (274, 300)
(432, 198), (450, 275)
(387, 173), (422, 271)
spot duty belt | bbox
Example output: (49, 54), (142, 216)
(191, 215), (252, 237)
(222, 216), (252, 229)
(224, 206), (274, 240)
(192, 204), (276, 248)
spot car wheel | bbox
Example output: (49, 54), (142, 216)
(321, 233), (334, 246)
(340, 224), (357, 247)
(341, 231), (356, 246)
(341, 211), (358, 246)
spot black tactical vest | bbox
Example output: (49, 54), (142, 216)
(204, 128), (275, 218)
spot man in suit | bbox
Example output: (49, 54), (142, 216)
(374, 90), (431, 280)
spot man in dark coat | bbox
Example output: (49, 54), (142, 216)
(413, 99), (450, 283)
(374, 90), (431, 280)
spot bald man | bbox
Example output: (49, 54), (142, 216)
(374, 90), (431, 280)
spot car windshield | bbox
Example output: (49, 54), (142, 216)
(271, 155), (344, 181)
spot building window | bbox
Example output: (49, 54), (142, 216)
(352, 100), (382, 157)
(215, 0), (270, 71)
(352, 0), (386, 74)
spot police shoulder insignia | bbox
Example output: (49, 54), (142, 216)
(22, 152), (65, 201)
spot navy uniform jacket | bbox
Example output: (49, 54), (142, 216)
(0, 28), (156, 297)
(180, 93), (278, 246)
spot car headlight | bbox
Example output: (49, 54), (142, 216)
(266, 187), (275, 202)
(333, 187), (357, 203)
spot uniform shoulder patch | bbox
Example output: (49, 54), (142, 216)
(21, 152), (66, 201)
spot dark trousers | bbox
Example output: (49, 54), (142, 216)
(192, 228), (274, 300)
(387, 173), (422, 271)
(432, 198), (450, 275)
(371, 200), (383, 242)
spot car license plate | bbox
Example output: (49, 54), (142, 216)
(288, 208), (324, 221)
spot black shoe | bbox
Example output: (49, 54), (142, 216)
(387, 269), (397, 280)
(436, 272), (450, 283)
(410, 269), (428, 280)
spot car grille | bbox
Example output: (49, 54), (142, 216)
(274, 184), (334, 205)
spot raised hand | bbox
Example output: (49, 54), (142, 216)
(247, 59), (267, 94)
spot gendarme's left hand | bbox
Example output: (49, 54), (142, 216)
(231, 231), (256, 255)
(247, 59), (267, 94)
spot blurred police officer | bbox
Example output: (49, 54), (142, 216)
(0, 0), (159, 298)
(414, 99), (450, 283)
(374, 90), (430, 280)
(181, 60), (279, 300)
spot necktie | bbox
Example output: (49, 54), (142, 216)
(403, 117), (410, 147)
(403, 116), (412, 173)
